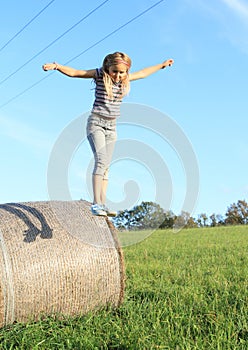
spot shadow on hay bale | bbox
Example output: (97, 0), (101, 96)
(0, 200), (125, 327)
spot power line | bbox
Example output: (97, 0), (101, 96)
(0, 0), (56, 53)
(65, 0), (165, 66)
(0, 0), (110, 86)
(0, 0), (165, 109)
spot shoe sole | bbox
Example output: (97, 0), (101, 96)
(91, 210), (107, 217)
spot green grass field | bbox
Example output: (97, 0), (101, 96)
(0, 226), (247, 349)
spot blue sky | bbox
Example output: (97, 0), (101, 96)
(0, 0), (248, 218)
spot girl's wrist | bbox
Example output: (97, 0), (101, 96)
(53, 62), (59, 70)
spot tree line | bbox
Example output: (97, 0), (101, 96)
(112, 199), (248, 230)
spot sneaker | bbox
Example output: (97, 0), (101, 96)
(91, 204), (107, 216)
(103, 205), (117, 217)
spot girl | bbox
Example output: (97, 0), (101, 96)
(43, 52), (174, 216)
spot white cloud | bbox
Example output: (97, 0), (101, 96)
(220, 0), (248, 20)
(187, 0), (248, 54)
(220, 0), (248, 54)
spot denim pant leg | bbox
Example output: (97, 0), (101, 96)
(87, 115), (117, 179)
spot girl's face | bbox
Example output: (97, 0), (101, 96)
(108, 63), (128, 83)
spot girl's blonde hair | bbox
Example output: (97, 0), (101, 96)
(102, 52), (131, 98)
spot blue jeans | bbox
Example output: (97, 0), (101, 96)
(87, 113), (117, 180)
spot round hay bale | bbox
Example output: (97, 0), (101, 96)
(0, 200), (124, 327)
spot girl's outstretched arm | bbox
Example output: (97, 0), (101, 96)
(129, 59), (174, 81)
(42, 62), (96, 78)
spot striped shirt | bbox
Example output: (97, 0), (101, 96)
(91, 68), (123, 118)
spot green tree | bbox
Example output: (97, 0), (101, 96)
(225, 199), (248, 225)
(113, 201), (165, 230)
(197, 213), (208, 227)
(209, 213), (225, 227)
(159, 210), (176, 229)
(174, 211), (197, 229)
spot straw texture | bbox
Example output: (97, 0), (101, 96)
(0, 200), (124, 327)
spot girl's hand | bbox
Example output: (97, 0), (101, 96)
(161, 59), (174, 69)
(42, 62), (58, 71)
